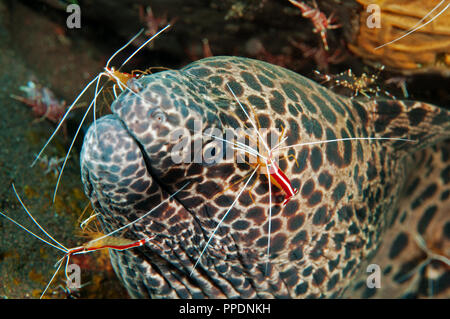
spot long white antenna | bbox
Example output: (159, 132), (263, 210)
(375, 1), (450, 50)
(195, 129), (267, 160)
(0, 210), (67, 253)
(52, 86), (104, 202)
(191, 166), (259, 275)
(107, 28), (145, 67)
(276, 136), (414, 152)
(264, 159), (272, 275)
(31, 74), (101, 167)
(11, 183), (68, 251)
(88, 181), (190, 244)
(121, 24), (172, 67)
(226, 84), (272, 156)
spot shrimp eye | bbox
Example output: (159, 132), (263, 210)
(152, 110), (166, 123)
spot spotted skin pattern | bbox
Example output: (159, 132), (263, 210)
(80, 56), (450, 298)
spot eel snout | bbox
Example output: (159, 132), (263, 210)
(80, 114), (198, 244)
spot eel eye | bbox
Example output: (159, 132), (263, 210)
(152, 110), (166, 123)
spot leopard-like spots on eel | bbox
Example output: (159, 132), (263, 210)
(80, 56), (450, 298)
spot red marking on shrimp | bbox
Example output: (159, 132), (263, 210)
(289, 0), (341, 51)
(0, 182), (189, 298)
(76, 236), (150, 253)
(267, 158), (298, 206)
(222, 84), (299, 206)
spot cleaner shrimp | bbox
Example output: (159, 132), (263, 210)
(31, 25), (172, 203)
(0, 182), (189, 298)
(191, 85), (414, 275)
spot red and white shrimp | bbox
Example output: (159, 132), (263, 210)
(11, 81), (66, 125)
(266, 155), (298, 206)
(192, 84), (414, 274)
(192, 84), (300, 274)
(289, 0), (340, 51)
(225, 84), (299, 206)
(0, 182), (189, 298)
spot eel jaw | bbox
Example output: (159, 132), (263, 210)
(80, 114), (262, 298)
(80, 114), (201, 254)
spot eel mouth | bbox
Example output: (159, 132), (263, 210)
(79, 67), (296, 270)
(80, 113), (202, 255)
(78, 55), (450, 298)
(80, 112), (250, 298)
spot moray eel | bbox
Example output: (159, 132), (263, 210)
(80, 56), (450, 298)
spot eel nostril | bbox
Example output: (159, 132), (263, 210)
(128, 78), (144, 92)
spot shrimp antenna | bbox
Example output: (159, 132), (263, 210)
(264, 159), (272, 275)
(187, 127), (268, 161)
(276, 136), (414, 152)
(92, 72), (109, 142)
(0, 185), (69, 253)
(120, 24), (172, 68)
(40, 256), (66, 299)
(106, 28), (145, 67)
(226, 84), (272, 156)
(31, 74), (100, 167)
(191, 166), (259, 275)
(52, 86), (104, 202)
(375, 1), (450, 49)
(88, 181), (190, 244)
(0, 210), (67, 254)
(31, 28), (147, 167)
(11, 183), (68, 251)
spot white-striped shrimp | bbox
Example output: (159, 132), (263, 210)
(191, 85), (414, 275)
(0, 181), (189, 298)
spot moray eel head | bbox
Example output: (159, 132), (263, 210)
(80, 56), (450, 298)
